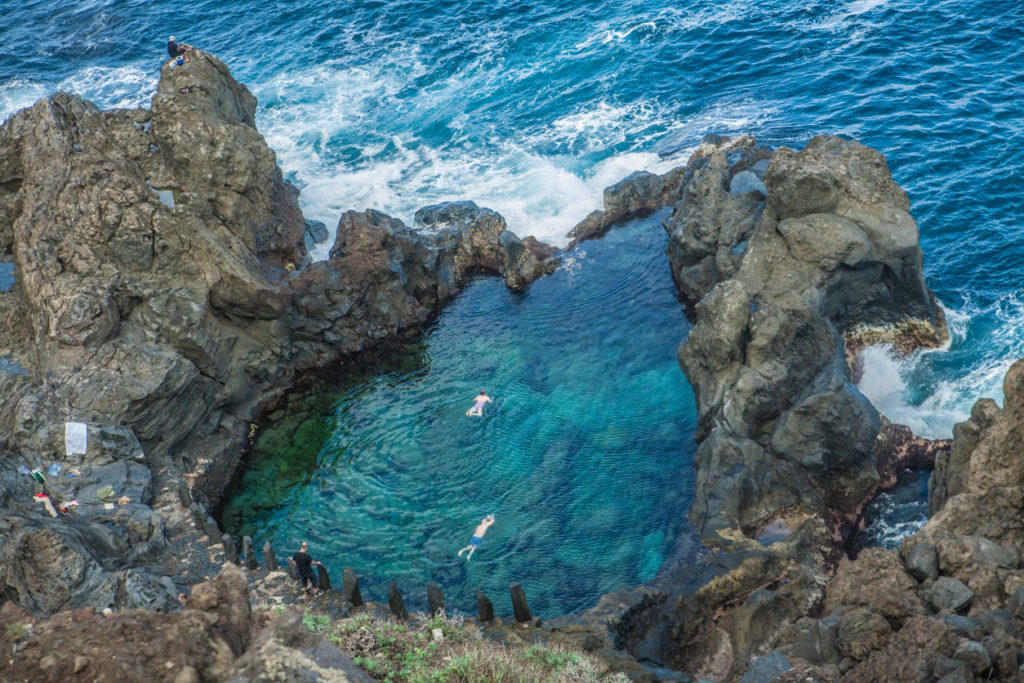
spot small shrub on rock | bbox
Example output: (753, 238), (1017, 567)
(304, 609), (627, 682)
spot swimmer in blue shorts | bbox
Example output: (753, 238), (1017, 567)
(457, 515), (495, 561)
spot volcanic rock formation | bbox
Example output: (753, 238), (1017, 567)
(554, 133), (957, 680)
(0, 50), (555, 617)
(0, 563), (374, 682)
(4, 47), (1014, 683)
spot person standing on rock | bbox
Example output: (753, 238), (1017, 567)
(292, 541), (321, 596)
(457, 515), (495, 561)
(465, 390), (492, 417)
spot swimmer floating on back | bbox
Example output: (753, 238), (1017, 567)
(466, 390), (492, 416)
(457, 515), (495, 561)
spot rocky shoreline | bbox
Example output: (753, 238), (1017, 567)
(3, 52), (1022, 682)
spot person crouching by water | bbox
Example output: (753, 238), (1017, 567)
(167, 35), (192, 63)
(292, 541), (321, 596)
(457, 515), (495, 561)
(465, 390), (492, 417)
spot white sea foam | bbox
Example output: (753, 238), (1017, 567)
(648, 2), (762, 34)
(856, 293), (1024, 440)
(571, 21), (659, 51)
(813, 0), (887, 32)
(2, 66), (158, 124)
(845, 0), (888, 16)
(654, 98), (781, 158)
(858, 343), (977, 440)
(0, 78), (50, 122)
(254, 58), (688, 253)
(57, 66), (158, 111)
(857, 345), (918, 424)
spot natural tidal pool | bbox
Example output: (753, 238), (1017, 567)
(220, 213), (700, 617)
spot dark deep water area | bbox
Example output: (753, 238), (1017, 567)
(221, 213), (701, 617)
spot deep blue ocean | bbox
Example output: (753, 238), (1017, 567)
(4, 0), (1023, 615)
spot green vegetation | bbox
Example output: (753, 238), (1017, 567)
(5, 623), (29, 643)
(299, 609), (628, 682)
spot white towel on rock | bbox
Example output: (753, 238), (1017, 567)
(65, 421), (88, 457)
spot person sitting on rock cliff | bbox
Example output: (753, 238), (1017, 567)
(167, 35), (192, 63)
(457, 515), (495, 561)
(465, 390), (492, 417)
(292, 541), (321, 596)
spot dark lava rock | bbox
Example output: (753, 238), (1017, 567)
(0, 49), (557, 620)
(0, 563), (370, 683)
(941, 614), (985, 640)
(841, 616), (957, 683)
(906, 541), (939, 582)
(612, 134), (953, 681)
(738, 650), (793, 683)
(835, 608), (893, 662)
(675, 135), (948, 544)
(222, 608), (374, 682)
(825, 548), (925, 626)
(925, 577), (974, 613)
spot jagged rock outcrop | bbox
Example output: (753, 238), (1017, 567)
(713, 359), (1024, 680)
(413, 200), (559, 289)
(674, 135), (948, 545)
(4, 47), (1010, 682)
(0, 50), (556, 618)
(591, 134), (954, 680)
(905, 359), (1024, 558)
(0, 563), (371, 682)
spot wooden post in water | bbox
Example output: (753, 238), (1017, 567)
(316, 563), (332, 591)
(476, 590), (495, 622)
(388, 582), (408, 621)
(241, 536), (259, 570)
(221, 534), (238, 564)
(427, 581), (445, 616)
(342, 567), (363, 607)
(509, 582), (532, 623)
(263, 540), (278, 571)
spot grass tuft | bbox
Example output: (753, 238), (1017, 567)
(304, 609), (627, 682)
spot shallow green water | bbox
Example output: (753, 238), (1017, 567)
(220, 213), (699, 616)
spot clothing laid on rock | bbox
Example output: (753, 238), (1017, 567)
(64, 421), (88, 457)
(33, 493), (58, 517)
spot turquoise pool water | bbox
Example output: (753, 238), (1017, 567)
(220, 213), (699, 616)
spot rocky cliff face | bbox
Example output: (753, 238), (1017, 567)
(3, 48), (1016, 683)
(0, 563), (374, 682)
(755, 360), (1024, 682)
(556, 134), (956, 680)
(0, 51), (555, 618)
(674, 134), (948, 545)
(543, 134), (1024, 682)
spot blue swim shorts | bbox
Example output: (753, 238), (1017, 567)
(469, 536), (482, 546)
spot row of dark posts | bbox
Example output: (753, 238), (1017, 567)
(232, 535), (533, 624)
